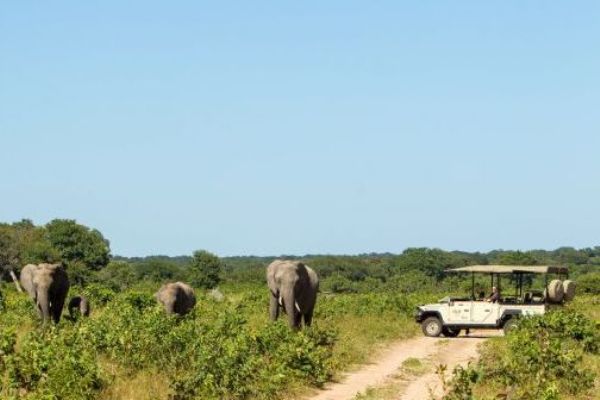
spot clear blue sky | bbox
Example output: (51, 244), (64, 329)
(1, 2), (599, 256)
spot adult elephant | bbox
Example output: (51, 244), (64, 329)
(266, 260), (319, 329)
(20, 263), (70, 323)
(155, 282), (196, 316)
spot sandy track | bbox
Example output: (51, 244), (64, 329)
(398, 334), (491, 399)
(307, 331), (498, 400)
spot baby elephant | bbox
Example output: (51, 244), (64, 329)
(68, 295), (91, 319)
(155, 282), (196, 316)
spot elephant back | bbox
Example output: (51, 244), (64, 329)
(306, 265), (319, 290)
(174, 282), (197, 310)
(157, 282), (196, 315)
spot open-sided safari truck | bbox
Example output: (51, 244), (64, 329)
(415, 265), (575, 337)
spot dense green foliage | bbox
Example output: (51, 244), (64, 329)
(0, 219), (110, 286)
(442, 306), (600, 400)
(188, 250), (223, 289)
(0, 281), (434, 400)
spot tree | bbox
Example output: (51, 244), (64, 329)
(188, 250), (222, 289)
(0, 225), (20, 290)
(45, 219), (110, 271)
(134, 259), (185, 282)
(496, 251), (538, 266)
(96, 261), (137, 291)
(394, 248), (466, 280)
(0, 220), (58, 290)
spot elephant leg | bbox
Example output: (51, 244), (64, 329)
(35, 301), (44, 319)
(294, 311), (302, 328)
(269, 293), (280, 321)
(52, 291), (67, 324)
(164, 299), (176, 315)
(303, 308), (314, 327)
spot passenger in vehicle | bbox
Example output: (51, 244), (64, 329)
(487, 286), (500, 303)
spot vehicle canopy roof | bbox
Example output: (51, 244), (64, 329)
(446, 265), (568, 275)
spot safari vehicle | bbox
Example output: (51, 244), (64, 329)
(415, 265), (575, 337)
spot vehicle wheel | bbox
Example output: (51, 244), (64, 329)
(421, 317), (443, 337)
(503, 318), (519, 334)
(442, 327), (460, 337)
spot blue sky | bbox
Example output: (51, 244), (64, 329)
(1, 2), (599, 256)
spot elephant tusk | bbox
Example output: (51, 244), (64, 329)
(278, 296), (283, 306)
(295, 301), (301, 313)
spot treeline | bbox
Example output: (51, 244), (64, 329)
(1, 219), (599, 294)
(0, 219), (223, 291)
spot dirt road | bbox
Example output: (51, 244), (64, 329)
(308, 331), (498, 400)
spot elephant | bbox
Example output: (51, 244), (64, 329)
(155, 282), (196, 315)
(68, 295), (91, 319)
(266, 260), (319, 329)
(20, 263), (70, 323)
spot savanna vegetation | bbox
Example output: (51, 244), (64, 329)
(441, 297), (600, 400)
(0, 219), (599, 399)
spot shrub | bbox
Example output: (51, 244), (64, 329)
(443, 308), (599, 400)
(169, 313), (335, 400)
(82, 283), (116, 306)
(3, 326), (104, 399)
(576, 272), (600, 295)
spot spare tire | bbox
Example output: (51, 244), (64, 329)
(547, 279), (564, 303)
(562, 280), (576, 302)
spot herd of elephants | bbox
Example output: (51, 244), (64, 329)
(17, 259), (320, 329)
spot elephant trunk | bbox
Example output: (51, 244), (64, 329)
(37, 289), (51, 324)
(283, 289), (299, 329)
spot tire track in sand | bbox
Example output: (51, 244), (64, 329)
(307, 331), (498, 400)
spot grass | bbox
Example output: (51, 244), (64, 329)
(331, 313), (418, 373)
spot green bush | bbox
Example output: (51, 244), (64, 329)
(82, 283), (116, 306)
(3, 326), (104, 400)
(576, 272), (600, 295)
(170, 313), (335, 400)
(0, 276), (426, 400)
(443, 308), (600, 400)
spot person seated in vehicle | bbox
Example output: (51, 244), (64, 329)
(486, 286), (500, 303)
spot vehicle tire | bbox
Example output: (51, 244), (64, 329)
(442, 327), (460, 337)
(547, 279), (564, 303)
(503, 318), (519, 334)
(421, 317), (443, 337)
(562, 280), (576, 302)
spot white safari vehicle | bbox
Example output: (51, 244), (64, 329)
(415, 265), (573, 337)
